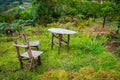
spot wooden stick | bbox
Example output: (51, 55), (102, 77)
(58, 34), (62, 54)
(67, 35), (70, 50)
(14, 40), (23, 69)
(51, 33), (54, 49)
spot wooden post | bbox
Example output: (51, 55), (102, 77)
(38, 56), (41, 65)
(103, 15), (106, 28)
(14, 40), (23, 69)
(67, 35), (70, 50)
(21, 33), (27, 45)
(51, 33), (54, 49)
(58, 34), (62, 54)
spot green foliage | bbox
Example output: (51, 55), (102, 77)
(75, 14), (85, 19)
(11, 23), (23, 33)
(0, 20), (25, 36)
(58, 16), (72, 23)
(79, 34), (107, 54)
(100, 1), (115, 16)
(115, 46), (120, 57)
(13, 19), (34, 26)
(77, 2), (100, 19)
(32, 0), (50, 25)
(32, 1), (102, 25)
(116, 47), (120, 53)
(0, 26), (120, 79)
(0, 5), (33, 25)
(34, 70), (68, 80)
(111, 4), (120, 27)
(0, 14), (14, 23)
(0, 37), (16, 42)
(0, 22), (7, 33)
(0, 0), (31, 13)
(34, 67), (120, 80)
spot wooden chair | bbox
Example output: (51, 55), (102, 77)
(14, 40), (43, 70)
(20, 33), (39, 50)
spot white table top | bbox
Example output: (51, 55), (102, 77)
(48, 28), (76, 34)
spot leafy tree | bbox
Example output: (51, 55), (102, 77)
(33, 0), (51, 24)
(113, 4), (120, 33)
(100, 1), (115, 28)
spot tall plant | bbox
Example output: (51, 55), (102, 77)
(32, 0), (52, 25)
(100, 1), (115, 28)
(113, 4), (120, 33)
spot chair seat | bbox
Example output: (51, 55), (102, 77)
(29, 41), (39, 47)
(21, 50), (43, 58)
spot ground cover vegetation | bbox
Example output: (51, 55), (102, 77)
(0, 0), (120, 80)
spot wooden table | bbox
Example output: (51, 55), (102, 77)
(48, 28), (76, 54)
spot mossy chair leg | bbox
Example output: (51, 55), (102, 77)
(19, 57), (24, 69)
(38, 56), (41, 65)
(29, 58), (35, 70)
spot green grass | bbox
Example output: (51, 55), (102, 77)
(0, 26), (120, 80)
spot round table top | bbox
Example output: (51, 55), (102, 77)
(48, 28), (76, 34)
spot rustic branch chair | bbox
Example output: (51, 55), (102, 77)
(20, 33), (40, 50)
(14, 40), (43, 70)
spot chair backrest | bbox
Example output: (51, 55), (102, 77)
(20, 33), (27, 45)
(14, 40), (21, 57)
(27, 41), (33, 59)
(14, 40), (33, 59)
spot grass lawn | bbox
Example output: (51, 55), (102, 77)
(0, 24), (120, 80)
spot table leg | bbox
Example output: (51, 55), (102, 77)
(58, 34), (62, 54)
(67, 35), (70, 50)
(51, 33), (54, 49)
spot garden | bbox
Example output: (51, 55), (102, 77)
(0, 0), (120, 80)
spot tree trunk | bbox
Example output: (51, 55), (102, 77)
(103, 15), (106, 28)
(93, 15), (96, 22)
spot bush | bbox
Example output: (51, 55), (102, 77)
(0, 14), (14, 23)
(11, 21), (24, 33)
(0, 21), (25, 36)
(58, 16), (72, 23)
(0, 22), (8, 36)
(79, 34), (107, 54)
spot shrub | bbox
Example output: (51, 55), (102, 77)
(79, 34), (107, 54)
(0, 21), (25, 36)
(0, 22), (7, 32)
(11, 22), (23, 32)
(58, 16), (72, 23)
(0, 14), (14, 23)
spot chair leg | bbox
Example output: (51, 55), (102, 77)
(19, 62), (23, 69)
(36, 46), (39, 50)
(38, 56), (41, 65)
(19, 57), (23, 69)
(29, 58), (34, 70)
